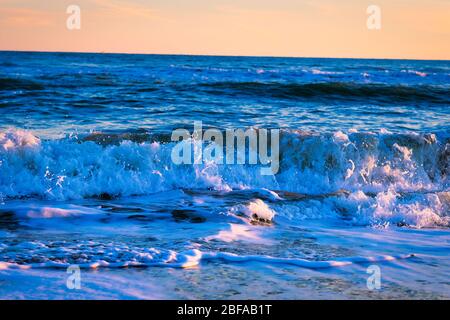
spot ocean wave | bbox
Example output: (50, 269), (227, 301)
(199, 81), (450, 104)
(0, 240), (415, 270)
(0, 128), (448, 199)
(0, 128), (448, 228)
(262, 190), (450, 228)
(0, 77), (44, 91)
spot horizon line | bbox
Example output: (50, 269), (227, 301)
(1, 49), (449, 62)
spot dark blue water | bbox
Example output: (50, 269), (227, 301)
(1, 51), (449, 137)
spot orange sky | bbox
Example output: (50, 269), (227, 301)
(0, 0), (449, 59)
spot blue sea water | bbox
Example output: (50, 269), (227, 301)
(1, 52), (449, 135)
(0, 51), (449, 299)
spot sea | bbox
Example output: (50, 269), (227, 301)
(0, 51), (449, 299)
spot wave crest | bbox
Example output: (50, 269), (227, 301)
(0, 128), (448, 200)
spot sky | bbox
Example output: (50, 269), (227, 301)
(0, 0), (449, 60)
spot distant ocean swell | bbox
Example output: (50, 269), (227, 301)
(1, 77), (449, 105)
(1, 128), (448, 228)
(199, 82), (450, 104)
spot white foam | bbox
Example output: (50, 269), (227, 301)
(242, 199), (276, 221)
(0, 129), (40, 151)
(2, 203), (103, 220)
(0, 128), (448, 228)
(0, 242), (415, 270)
(202, 251), (415, 268)
(205, 223), (270, 243)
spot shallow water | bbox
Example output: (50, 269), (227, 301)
(0, 52), (449, 299)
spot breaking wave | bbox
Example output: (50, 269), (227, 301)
(0, 128), (449, 227)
